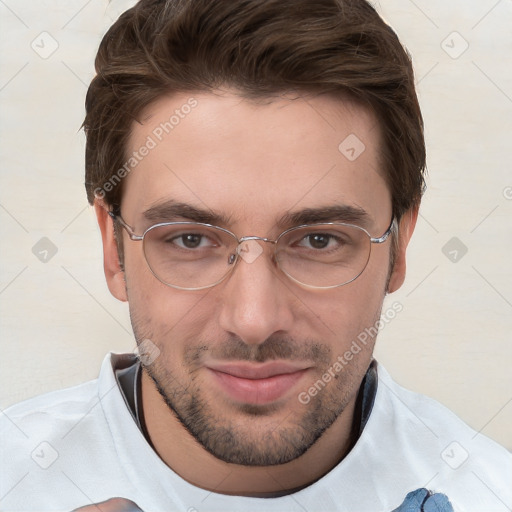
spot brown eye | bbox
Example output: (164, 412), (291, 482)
(177, 234), (203, 249)
(306, 234), (331, 250)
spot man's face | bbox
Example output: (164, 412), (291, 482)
(111, 90), (396, 466)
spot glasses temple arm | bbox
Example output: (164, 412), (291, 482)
(108, 211), (143, 241)
(370, 216), (397, 244)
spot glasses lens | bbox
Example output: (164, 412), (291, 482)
(143, 223), (237, 289)
(276, 224), (371, 288)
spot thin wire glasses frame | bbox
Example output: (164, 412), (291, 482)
(109, 211), (396, 291)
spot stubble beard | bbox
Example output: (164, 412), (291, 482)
(134, 328), (375, 467)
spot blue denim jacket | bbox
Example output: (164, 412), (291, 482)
(393, 488), (454, 512)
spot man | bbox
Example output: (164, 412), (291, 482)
(1, 0), (510, 510)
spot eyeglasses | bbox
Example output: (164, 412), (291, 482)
(109, 212), (395, 291)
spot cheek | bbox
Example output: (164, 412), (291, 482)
(307, 253), (389, 351)
(123, 245), (209, 338)
(327, 287), (382, 337)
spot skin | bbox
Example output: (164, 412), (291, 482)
(94, 90), (417, 497)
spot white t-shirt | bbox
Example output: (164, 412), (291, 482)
(1, 353), (510, 512)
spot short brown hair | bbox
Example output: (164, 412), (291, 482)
(83, 0), (426, 221)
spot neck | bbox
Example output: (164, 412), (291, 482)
(140, 370), (358, 496)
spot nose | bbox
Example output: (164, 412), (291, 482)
(217, 239), (295, 346)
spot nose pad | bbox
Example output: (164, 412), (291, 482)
(236, 239), (264, 264)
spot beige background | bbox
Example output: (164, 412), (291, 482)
(0, 0), (511, 450)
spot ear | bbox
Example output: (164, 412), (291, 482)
(94, 198), (128, 302)
(386, 206), (419, 293)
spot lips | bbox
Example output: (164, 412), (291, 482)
(206, 362), (310, 405)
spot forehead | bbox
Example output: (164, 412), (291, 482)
(122, 90), (391, 231)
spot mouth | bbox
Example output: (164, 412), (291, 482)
(206, 361), (311, 405)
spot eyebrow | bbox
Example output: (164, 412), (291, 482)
(143, 200), (232, 225)
(276, 204), (371, 228)
(142, 200), (371, 229)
